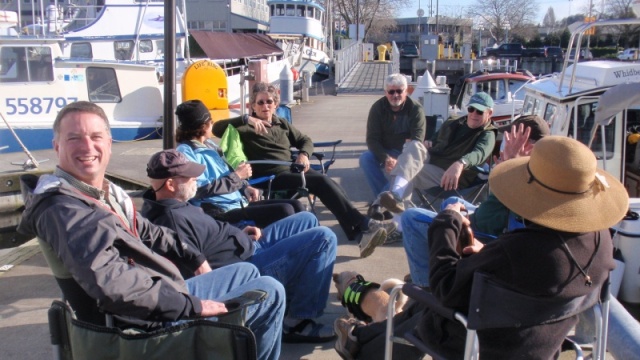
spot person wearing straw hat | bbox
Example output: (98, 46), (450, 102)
(417, 135), (627, 359)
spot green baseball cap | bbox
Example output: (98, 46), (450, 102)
(467, 92), (494, 111)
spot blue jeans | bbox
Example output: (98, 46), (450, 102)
(185, 262), (285, 360)
(402, 207), (438, 287)
(249, 211), (337, 319)
(359, 149), (400, 199)
(401, 200), (484, 288)
(575, 296), (640, 359)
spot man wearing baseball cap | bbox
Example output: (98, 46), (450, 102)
(375, 92), (497, 215)
(142, 149), (339, 344)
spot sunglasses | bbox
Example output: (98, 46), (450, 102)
(467, 107), (484, 116)
(387, 89), (404, 95)
(256, 99), (275, 106)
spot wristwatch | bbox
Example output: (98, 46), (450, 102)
(242, 113), (249, 124)
(459, 158), (468, 166)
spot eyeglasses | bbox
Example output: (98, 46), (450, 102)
(387, 89), (404, 95)
(256, 99), (275, 106)
(467, 107), (485, 116)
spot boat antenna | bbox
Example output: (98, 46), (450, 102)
(0, 112), (41, 169)
(181, 0), (191, 62)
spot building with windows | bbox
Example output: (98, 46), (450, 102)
(390, 16), (473, 47)
(185, 0), (269, 33)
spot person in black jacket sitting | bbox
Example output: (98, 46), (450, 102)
(141, 149), (338, 343)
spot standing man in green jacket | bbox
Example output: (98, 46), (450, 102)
(359, 73), (426, 204)
(378, 92), (497, 213)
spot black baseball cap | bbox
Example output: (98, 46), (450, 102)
(499, 115), (550, 141)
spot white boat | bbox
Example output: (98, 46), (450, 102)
(267, 0), (331, 76)
(0, 37), (164, 153)
(519, 17), (640, 305)
(18, 0), (188, 65)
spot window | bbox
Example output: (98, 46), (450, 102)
(86, 67), (121, 103)
(522, 96), (537, 115)
(275, 4), (284, 15)
(508, 80), (528, 101)
(0, 46), (53, 83)
(70, 42), (93, 59)
(543, 103), (557, 126)
(306, 6), (313, 18)
(286, 4), (295, 16)
(568, 102), (615, 159)
(114, 40), (134, 60)
(139, 40), (153, 53)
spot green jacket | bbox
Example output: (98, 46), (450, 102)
(366, 96), (426, 163)
(429, 116), (496, 188)
(212, 114), (314, 177)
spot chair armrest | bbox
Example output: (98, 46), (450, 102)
(216, 290), (268, 326)
(248, 175), (275, 187)
(313, 140), (343, 148)
(402, 283), (458, 320)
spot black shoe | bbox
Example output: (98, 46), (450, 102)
(367, 204), (385, 221)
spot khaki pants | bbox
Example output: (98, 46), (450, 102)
(390, 141), (445, 200)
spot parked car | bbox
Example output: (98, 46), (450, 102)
(485, 43), (544, 59)
(400, 43), (419, 58)
(618, 48), (639, 60)
(567, 48), (594, 61)
(543, 46), (564, 59)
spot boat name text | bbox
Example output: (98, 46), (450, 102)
(5, 97), (79, 115)
(613, 68), (640, 79)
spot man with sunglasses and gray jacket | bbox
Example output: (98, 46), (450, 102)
(377, 92), (497, 214)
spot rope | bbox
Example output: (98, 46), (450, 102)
(0, 111), (40, 168)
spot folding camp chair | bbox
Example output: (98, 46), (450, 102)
(384, 272), (611, 360)
(39, 238), (263, 360)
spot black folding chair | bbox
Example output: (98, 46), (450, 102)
(384, 272), (608, 360)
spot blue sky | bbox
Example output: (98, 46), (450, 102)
(398, 0), (589, 25)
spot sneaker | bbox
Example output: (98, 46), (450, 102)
(358, 227), (387, 258)
(369, 218), (398, 236)
(334, 316), (362, 360)
(384, 230), (403, 244)
(282, 318), (337, 343)
(379, 191), (405, 213)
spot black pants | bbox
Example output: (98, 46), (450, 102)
(261, 169), (366, 239)
(352, 300), (426, 360)
(206, 199), (304, 228)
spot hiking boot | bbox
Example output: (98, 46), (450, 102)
(334, 316), (362, 360)
(379, 191), (405, 213)
(357, 227), (387, 258)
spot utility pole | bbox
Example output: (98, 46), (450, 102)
(355, 0), (359, 41)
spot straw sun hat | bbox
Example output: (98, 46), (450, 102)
(489, 136), (629, 233)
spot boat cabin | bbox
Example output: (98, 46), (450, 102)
(521, 60), (640, 190)
(0, 38), (163, 153)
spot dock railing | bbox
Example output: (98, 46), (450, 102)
(334, 40), (361, 86)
